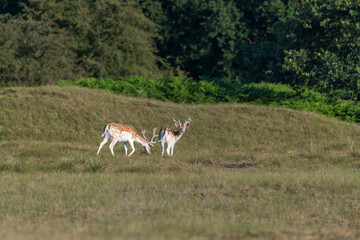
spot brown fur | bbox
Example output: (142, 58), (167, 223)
(108, 123), (146, 144)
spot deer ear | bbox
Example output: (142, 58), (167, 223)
(185, 122), (190, 127)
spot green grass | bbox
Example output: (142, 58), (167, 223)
(1, 170), (360, 239)
(1, 86), (360, 239)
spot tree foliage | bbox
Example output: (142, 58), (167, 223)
(282, 0), (360, 98)
(0, 0), (360, 101)
(0, 0), (27, 15)
(139, 0), (295, 82)
(0, 0), (167, 86)
(233, 0), (296, 83)
(140, 0), (246, 81)
(24, 0), (166, 79)
(0, 16), (78, 85)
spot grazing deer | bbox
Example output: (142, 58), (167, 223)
(97, 123), (157, 156)
(158, 117), (191, 156)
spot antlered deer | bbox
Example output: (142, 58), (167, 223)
(97, 123), (157, 156)
(158, 117), (191, 156)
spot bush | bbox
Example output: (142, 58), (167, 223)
(60, 77), (360, 123)
(63, 76), (226, 104)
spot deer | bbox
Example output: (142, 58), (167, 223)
(97, 123), (157, 156)
(158, 117), (191, 156)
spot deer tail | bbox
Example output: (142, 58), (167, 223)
(158, 127), (165, 142)
(101, 124), (109, 138)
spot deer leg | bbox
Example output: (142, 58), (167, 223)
(160, 141), (165, 156)
(166, 143), (171, 156)
(123, 142), (128, 156)
(128, 141), (135, 156)
(171, 144), (174, 156)
(109, 139), (117, 156)
(97, 137), (109, 155)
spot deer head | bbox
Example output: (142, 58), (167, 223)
(141, 128), (157, 154)
(172, 117), (191, 133)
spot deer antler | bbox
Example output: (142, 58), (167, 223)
(141, 130), (148, 141)
(142, 128), (157, 144)
(172, 117), (181, 124)
(150, 128), (157, 144)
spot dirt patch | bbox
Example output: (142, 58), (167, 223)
(213, 162), (257, 168)
(1, 89), (16, 95)
(197, 157), (257, 168)
(146, 102), (161, 108)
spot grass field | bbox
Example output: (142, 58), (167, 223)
(1, 86), (360, 239)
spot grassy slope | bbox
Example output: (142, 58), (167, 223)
(1, 86), (360, 239)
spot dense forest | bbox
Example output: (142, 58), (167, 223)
(0, 0), (359, 100)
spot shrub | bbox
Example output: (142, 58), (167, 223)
(60, 77), (360, 123)
(85, 158), (102, 173)
(4, 155), (22, 172)
(63, 76), (226, 104)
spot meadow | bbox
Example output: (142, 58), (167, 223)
(1, 86), (360, 239)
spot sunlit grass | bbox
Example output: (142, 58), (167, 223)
(1, 86), (360, 239)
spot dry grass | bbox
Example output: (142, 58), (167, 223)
(0, 171), (360, 239)
(1, 86), (360, 239)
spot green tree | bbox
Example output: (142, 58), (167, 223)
(233, 0), (294, 43)
(24, 0), (166, 79)
(282, 0), (360, 98)
(232, 0), (296, 83)
(0, 16), (79, 86)
(140, 0), (295, 83)
(140, 0), (246, 81)
(0, 0), (27, 15)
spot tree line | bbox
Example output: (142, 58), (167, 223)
(0, 0), (359, 100)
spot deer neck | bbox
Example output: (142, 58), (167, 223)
(135, 134), (148, 147)
(173, 130), (184, 143)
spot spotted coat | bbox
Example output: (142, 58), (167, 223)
(158, 117), (191, 157)
(97, 123), (151, 156)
